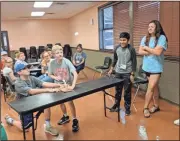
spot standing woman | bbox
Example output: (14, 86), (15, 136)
(139, 20), (168, 118)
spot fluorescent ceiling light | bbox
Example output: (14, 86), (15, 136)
(31, 12), (45, 16)
(34, 2), (53, 8)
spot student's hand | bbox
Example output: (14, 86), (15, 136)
(107, 69), (113, 76)
(55, 76), (61, 81)
(130, 75), (135, 83)
(48, 88), (61, 93)
(143, 46), (149, 51)
(58, 84), (65, 89)
(67, 85), (75, 90)
(61, 86), (73, 92)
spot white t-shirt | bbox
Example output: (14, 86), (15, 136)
(3, 67), (12, 77)
(2, 67), (15, 84)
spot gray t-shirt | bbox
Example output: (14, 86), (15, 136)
(15, 76), (43, 99)
(48, 57), (76, 84)
(115, 47), (132, 74)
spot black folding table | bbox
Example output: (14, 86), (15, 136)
(8, 76), (123, 140)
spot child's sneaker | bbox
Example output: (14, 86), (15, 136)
(5, 114), (14, 126)
(72, 119), (79, 132)
(57, 115), (70, 125)
(174, 119), (179, 126)
(44, 124), (59, 136)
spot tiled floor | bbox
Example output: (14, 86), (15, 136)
(1, 68), (179, 140)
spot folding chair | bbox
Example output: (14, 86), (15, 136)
(1, 74), (7, 102)
(29, 46), (38, 61)
(93, 57), (112, 79)
(4, 76), (16, 102)
(38, 46), (45, 59)
(63, 44), (72, 61)
(132, 65), (148, 112)
(47, 44), (53, 49)
(55, 43), (61, 46)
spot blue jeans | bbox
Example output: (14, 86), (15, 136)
(38, 74), (54, 83)
(75, 64), (84, 73)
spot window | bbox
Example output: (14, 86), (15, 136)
(99, 2), (160, 52)
(133, 2), (160, 52)
(99, 6), (114, 50)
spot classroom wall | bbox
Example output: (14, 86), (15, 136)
(1, 19), (70, 50)
(68, 2), (104, 50)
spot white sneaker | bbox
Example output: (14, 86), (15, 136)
(174, 119), (179, 126)
(44, 124), (59, 136)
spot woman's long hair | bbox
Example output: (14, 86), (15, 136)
(145, 20), (168, 47)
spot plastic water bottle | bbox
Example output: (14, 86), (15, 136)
(138, 120), (148, 140)
(120, 109), (126, 124)
(156, 136), (160, 140)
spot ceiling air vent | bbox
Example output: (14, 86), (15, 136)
(55, 2), (66, 5)
(45, 13), (55, 15)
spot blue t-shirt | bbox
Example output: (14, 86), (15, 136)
(140, 35), (167, 73)
(73, 52), (87, 64)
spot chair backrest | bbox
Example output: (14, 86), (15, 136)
(138, 64), (146, 78)
(47, 44), (53, 49)
(38, 46), (45, 58)
(55, 43), (61, 46)
(63, 44), (72, 57)
(29, 46), (37, 57)
(19, 47), (28, 61)
(103, 57), (112, 68)
(4, 76), (15, 92)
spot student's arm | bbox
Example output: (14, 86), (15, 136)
(68, 70), (78, 90)
(143, 35), (167, 56)
(29, 77), (61, 94)
(28, 88), (58, 95)
(41, 66), (45, 74)
(42, 82), (63, 88)
(139, 46), (150, 55)
(15, 81), (58, 96)
(79, 52), (86, 65)
(72, 53), (76, 66)
(79, 58), (85, 65)
(143, 46), (163, 56)
(41, 60), (46, 74)
(66, 60), (78, 90)
(138, 36), (150, 55)
(48, 73), (59, 81)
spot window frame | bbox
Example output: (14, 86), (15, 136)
(98, 2), (121, 52)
